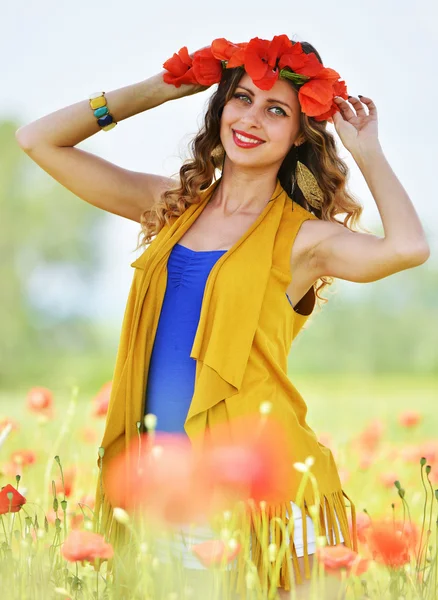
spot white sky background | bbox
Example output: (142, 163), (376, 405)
(3, 0), (437, 321)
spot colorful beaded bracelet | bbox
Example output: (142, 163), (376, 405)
(88, 92), (117, 131)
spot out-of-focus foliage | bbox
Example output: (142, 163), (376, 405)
(290, 261), (438, 375)
(1, 120), (116, 389)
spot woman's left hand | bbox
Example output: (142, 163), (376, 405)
(330, 95), (380, 157)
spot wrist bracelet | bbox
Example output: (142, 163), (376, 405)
(88, 92), (117, 131)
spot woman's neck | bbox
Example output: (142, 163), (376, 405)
(209, 167), (279, 215)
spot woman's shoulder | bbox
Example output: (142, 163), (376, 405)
(287, 198), (320, 221)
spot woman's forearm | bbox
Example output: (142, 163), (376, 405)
(353, 144), (430, 257)
(15, 71), (178, 150)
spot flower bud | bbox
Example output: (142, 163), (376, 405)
(113, 507), (130, 525)
(293, 462), (308, 473)
(259, 401), (272, 416)
(144, 413), (158, 431)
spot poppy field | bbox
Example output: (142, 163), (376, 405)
(0, 377), (437, 600)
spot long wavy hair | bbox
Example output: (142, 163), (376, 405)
(136, 40), (368, 306)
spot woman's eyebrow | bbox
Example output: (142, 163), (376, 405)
(235, 85), (292, 111)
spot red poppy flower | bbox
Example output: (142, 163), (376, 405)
(61, 530), (113, 564)
(0, 483), (27, 514)
(70, 512), (84, 529)
(26, 386), (54, 418)
(355, 419), (385, 455)
(316, 544), (370, 578)
(191, 539), (241, 568)
(398, 410), (422, 428)
(200, 414), (297, 511)
(297, 68), (343, 118)
(365, 519), (419, 568)
(91, 381), (112, 418)
(162, 46), (198, 88)
(52, 466), (76, 497)
(192, 47), (223, 86)
(278, 43), (323, 78)
(10, 449), (37, 467)
(243, 35), (293, 90)
(312, 79), (349, 122)
(105, 433), (212, 525)
(211, 38), (247, 68)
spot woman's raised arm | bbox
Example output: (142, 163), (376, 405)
(15, 71), (207, 222)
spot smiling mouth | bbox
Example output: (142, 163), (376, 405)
(232, 130), (265, 147)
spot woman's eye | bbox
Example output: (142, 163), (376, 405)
(232, 93), (287, 116)
(270, 106), (287, 117)
(233, 93), (250, 103)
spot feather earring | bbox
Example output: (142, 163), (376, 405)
(295, 145), (324, 211)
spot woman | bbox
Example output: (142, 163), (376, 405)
(16, 35), (429, 599)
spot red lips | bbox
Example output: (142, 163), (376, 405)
(233, 129), (265, 142)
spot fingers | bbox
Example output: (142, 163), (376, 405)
(333, 96), (357, 120)
(358, 95), (377, 115)
(334, 95), (377, 117)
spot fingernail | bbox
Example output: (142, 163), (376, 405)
(358, 95), (363, 98)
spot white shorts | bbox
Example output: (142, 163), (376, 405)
(153, 500), (344, 570)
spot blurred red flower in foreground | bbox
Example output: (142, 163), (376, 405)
(0, 484), (27, 514)
(61, 530), (113, 564)
(191, 539), (241, 568)
(200, 414), (297, 511)
(105, 414), (294, 525)
(92, 381), (112, 417)
(398, 410), (422, 428)
(26, 387), (54, 418)
(365, 519), (419, 567)
(316, 544), (369, 578)
(106, 433), (211, 525)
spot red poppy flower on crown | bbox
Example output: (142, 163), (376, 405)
(162, 35), (348, 121)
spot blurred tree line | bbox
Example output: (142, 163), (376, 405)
(1, 119), (437, 392)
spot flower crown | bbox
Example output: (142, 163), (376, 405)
(162, 35), (348, 122)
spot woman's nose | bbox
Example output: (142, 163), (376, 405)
(240, 105), (263, 127)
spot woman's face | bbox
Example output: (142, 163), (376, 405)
(219, 72), (303, 170)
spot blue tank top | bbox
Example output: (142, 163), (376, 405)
(145, 243), (227, 433)
(145, 242), (297, 433)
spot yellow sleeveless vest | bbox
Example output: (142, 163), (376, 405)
(94, 176), (358, 590)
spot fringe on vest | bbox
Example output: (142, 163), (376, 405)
(93, 476), (358, 596)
